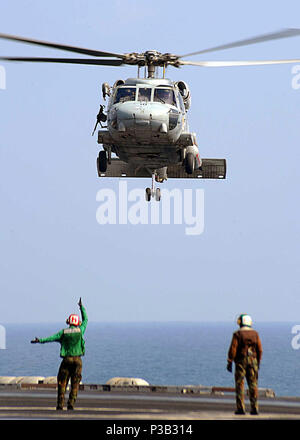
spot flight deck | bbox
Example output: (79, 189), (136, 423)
(1, 382), (300, 421)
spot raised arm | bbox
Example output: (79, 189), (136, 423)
(78, 298), (88, 335)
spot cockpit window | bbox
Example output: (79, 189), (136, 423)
(154, 88), (177, 107)
(138, 87), (152, 102)
(114, 87), (136, 104)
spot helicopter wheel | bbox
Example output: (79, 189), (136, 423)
(155, 188), (161, 201)
(145, 188), (151, 202)
(185, 152), (195, 174)
(98, 150), (107, 172)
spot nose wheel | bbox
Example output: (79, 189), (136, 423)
(145, 172), (161, 202)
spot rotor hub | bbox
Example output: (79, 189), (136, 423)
(123, 50), (180, 68)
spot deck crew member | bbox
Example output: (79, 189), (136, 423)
(31, 298), (88, 410)
(227, 314), (263, 415)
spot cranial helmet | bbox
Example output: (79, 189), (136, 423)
(67, 314), (80, 326)
(237, 314), (252, 328)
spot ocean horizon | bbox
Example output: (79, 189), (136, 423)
(0, 321), (299, 397)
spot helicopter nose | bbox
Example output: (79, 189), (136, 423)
(116, 102), (169, 133)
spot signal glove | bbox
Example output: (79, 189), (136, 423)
(31, 337), (40, 344)
(226, 361), (233, 373)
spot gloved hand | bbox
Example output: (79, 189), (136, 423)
(31, 337), (40, 344)
(78, 297), (82, 309)
(227, 361), (232, 373)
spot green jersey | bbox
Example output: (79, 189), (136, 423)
(39, 305), (88, 357)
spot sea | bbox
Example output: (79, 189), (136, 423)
(0, 321), (300, 397)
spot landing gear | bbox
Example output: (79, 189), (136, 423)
(185, 152), (195, 174)
(145, 187), (151, 202)
(155, 188), (161, 201)
(98, 150), (107, 172)
(145, 172), (161, 202)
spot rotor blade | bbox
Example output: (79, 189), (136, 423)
(179, 59), (300, 67)
(0, 56), (124, 66)
(0, 32), (124, 58)
(179, 28), (300, 58)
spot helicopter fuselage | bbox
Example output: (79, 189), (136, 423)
(98, 77), (201, 173)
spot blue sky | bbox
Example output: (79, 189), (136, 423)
(0, 0), (299, 323)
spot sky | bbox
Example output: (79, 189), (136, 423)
(0, 0), (299, 323)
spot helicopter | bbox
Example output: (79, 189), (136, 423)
(1, 29), (300, 201)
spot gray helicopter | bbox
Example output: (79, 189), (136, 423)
(95, 72), (208, 202)
(1, 30), (300, 201)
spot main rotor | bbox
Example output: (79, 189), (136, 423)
(1, 28), (300, 78)
(122, 50), (181, 77)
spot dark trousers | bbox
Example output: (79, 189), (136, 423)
(57, 356), (82, 409)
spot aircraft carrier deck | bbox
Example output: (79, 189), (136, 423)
(0, 381), (300, 425)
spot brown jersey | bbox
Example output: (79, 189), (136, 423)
(228, 327), (263, 364)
